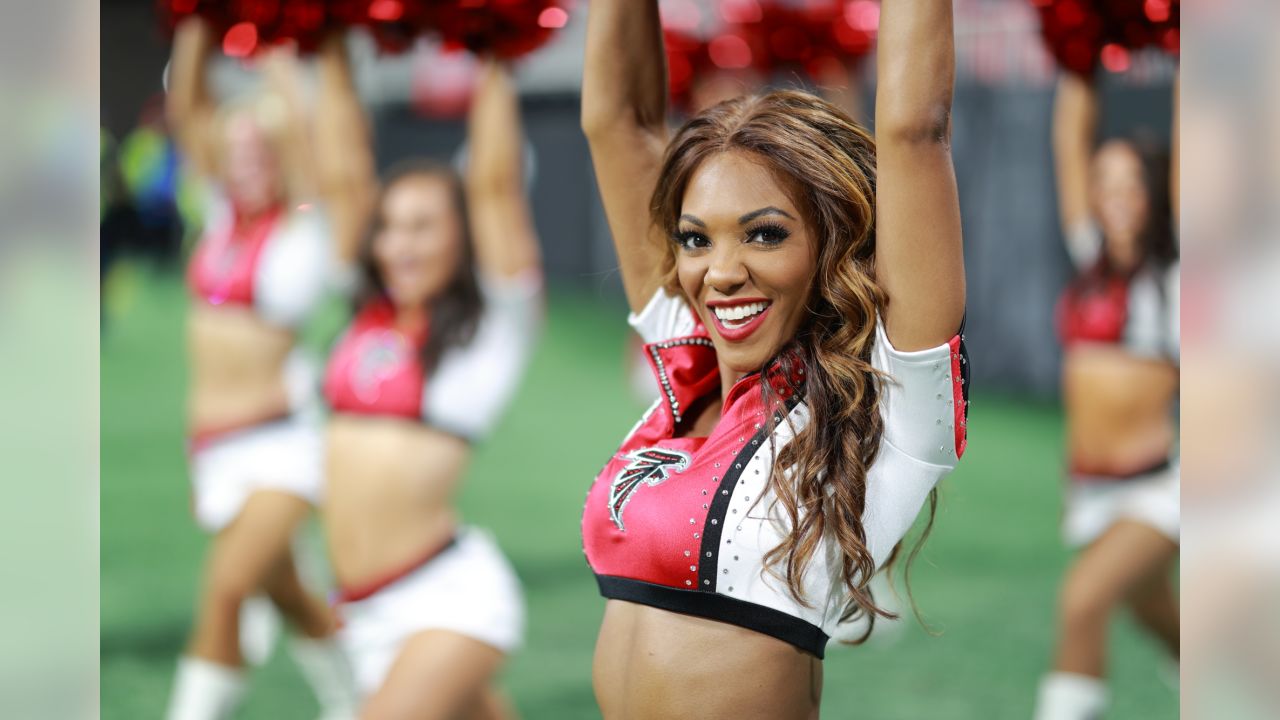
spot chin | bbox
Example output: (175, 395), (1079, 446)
(714, 343), (778, 376)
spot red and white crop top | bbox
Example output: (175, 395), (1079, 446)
(187, 196), (332, 329)
(1058, 220), (1180, 362)
(323, 272), (542, 441)
(582, 289), (969, 657)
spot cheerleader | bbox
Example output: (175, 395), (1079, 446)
(579, 1), (967, 717)
(164, 19), (370, 720)
(1033, 73), (1180, 720)
(321, 58), (541, 718)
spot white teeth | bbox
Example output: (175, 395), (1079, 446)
(713, 301), (770, 326)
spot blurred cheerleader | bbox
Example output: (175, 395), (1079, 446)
(580, 1), (967, 717)
(321, 58), (541, 719)
(1034, 73), (1180, 720)
(164, 19), (371, 720)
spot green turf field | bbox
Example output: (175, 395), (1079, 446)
(101, 268), (1177, 719)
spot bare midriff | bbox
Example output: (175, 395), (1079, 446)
(1063, 344), (1179, 475)
(325, 413), (469, 589)
(188, 304), (295, 434)
(593, 601), (822, 720)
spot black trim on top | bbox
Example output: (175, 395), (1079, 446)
(696, 392), (804, 591)
(596, 574), (829, 658)
(956, 315), (971, 411)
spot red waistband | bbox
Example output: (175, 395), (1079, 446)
(336, 534), (459, 604)
(187, 412), (292, 455)
(1069, 456), (1173, 482)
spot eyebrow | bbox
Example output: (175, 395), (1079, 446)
(678, 207), (796, 229)
(738, 206), (796, 224)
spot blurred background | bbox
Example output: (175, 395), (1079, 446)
(97, 0), (1198, 718)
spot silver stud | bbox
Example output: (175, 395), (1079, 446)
(714, 463), (721, 468)
(705, 551), (712, 557)
(684, 550), (690, 557)
(734, 555), (739, 561)
(728, 586), (734, 592)
(689, 518), (696, 524)
(685, 580), (692, 586)
(731, 509), (737, 514)
(744, 495), (750, 501)
(693, 533), (700, 539)
(722, 490), (729, 496)
(722, 569), (729, 575)
(702, 503), (708, 509)
(690, 565), (697, 571)
(726, 539), (732, 544)
(702, 489), (708, 495)
(936, 419), (942, 425)
(737, 526), (742, 531)
(712, 476), (718, 482)
(936, 393), (943, 400)
(703, 579), (710, 586)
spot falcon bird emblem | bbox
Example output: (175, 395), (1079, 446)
(609, 448), (690, 531)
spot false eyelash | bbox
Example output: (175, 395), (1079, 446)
(672, 229), (709, 248)
(746, 222), (791, 244)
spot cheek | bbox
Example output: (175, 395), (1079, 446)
(769, 246), (817, 306)
(675, 254), (703, 297)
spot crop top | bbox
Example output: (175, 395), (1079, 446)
(1058, 220), (1180, 363)
(323, 272), (542, 441)
(187, 196), (332, 329)
(582, 289), (969, 657)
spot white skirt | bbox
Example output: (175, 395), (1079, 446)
(335, 527), (525, 696)
(188, 417), (324, 532)
(1064, 461), (1180, 547)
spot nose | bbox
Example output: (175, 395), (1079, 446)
(704, 241), (748, 295)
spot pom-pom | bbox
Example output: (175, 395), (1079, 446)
(429, 0), (572, 60)
(1033, 0), (1179, 76)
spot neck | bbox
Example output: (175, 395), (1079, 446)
(394, 304), (428, 334)
(718, 361), (746, 413)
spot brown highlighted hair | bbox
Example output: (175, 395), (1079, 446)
(358, 159), (484, 372)
(651, 89), (933, 637)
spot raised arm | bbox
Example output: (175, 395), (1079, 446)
(1052, 72), (1100, 235)
(258, 48), (321, 200)
(464, 59), (541, 280)
(874, 0), (965, 350)
(314, 34), (377, 265)
(1170, 74), (1179, 222)
(166, 17), (219, 179)
(581, 0), (670, 312)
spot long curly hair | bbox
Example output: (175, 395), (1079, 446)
(651, 89), (933, 637)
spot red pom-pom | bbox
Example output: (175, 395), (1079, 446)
(1034, 0), (1179, 76)
(429, 0), (572, 60)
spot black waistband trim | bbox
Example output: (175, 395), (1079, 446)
(1070, 456), (1174, 482)
(595, 574), (829, 658)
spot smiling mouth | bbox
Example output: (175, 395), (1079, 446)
(708, 300), (773, 342)
(713, 301), (770, 328)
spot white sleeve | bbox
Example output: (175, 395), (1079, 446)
(628, 288), (699, 344)
(871, 318), (967, 468)
(1066, 219), (1103, 270)
(256, 205), (333, 329)
(861, 318), (968, 570)
(421, 270), (544, 440)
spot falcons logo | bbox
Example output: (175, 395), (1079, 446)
(609, 448), (690, 532)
